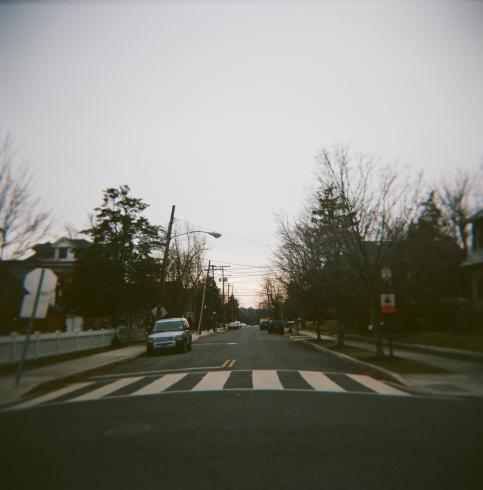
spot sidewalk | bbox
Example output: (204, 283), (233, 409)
(299, 330), (483, 397)
(0, 329), (218, 409)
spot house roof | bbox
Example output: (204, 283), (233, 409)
(28, 237), (91, 260)
(468, 208), (483, 223)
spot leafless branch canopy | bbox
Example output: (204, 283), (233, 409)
(166, 223), (208, 291)
(0, 131), (51, 260)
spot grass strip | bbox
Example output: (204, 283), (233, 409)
(308, 339), (448, 375)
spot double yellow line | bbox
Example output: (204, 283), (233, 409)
(222, 359), (236, 368)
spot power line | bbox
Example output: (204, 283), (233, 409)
(211, 260), (272, 268)
(173, 217), (273, 249)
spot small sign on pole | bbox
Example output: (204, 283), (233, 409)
(380, 266), (392, 283)
(16, 268), (57, 387)
(20, 268), (57, 319)
(380, 294), (396, 314)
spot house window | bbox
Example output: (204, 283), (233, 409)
(58, 247), (68, 259)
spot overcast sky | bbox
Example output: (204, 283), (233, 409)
(1, 0), (482, 307)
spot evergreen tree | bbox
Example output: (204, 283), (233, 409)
(64, 186), (163, 325)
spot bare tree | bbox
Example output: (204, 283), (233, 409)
(164, 223), (209, 315)
(437, 171), (483, 256)
(275, 145), (421, 355)
(0, 131), (50, 260)
(259, 275), (285, 320)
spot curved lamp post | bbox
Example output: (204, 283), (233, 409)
(173, 230), (222, 239)
(159, 205), (221, 308)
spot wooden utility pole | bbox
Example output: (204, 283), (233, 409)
(197, 260), (211, 334)
(219, 265), (229, 327)
(160, 205), (176, 307)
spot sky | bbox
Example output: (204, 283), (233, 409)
(1, 0), (482, 307)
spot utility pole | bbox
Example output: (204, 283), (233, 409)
(198, 260), (211, 334)
(265, 284), (272, 317)
(214, 265), (230, 327)
(160, 205), (176, 309)
(226, 283), (232, 321)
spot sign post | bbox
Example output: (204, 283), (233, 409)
(380, 293), (396, 357)
(379, 267), (395, 357)
(15, 268), (57, 387)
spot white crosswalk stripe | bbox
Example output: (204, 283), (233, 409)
(132, 373), (188, 396)
(9, 370), (410, 410)
(71, 376), (144, 402)
(347, 374), (408, 396)
(252, 370), (284, 390)
(299, 371), (345, 392)
(192, 371), (231, 391)
(11, 382), (94, 410)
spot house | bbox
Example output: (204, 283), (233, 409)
(0, 237), (91, 334)
(28, 237), (91, 266)
(462, 209), (483, 312)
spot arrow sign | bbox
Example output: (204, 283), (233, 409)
(380, 294), (396, 314)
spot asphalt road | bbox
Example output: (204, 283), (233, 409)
(1, 327), (483, 490)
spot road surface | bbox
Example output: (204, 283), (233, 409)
(1, 327), (482, 490)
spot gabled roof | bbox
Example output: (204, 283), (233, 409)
(468, 208), (483, 223)
(51, 238), (91, 248)
(29, 237), (91, 260)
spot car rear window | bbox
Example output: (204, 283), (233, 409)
(152, 320), (184, 332)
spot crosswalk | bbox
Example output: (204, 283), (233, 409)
(11, 370), (408, 411)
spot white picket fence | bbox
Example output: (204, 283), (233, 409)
(0, 329), (115, 366)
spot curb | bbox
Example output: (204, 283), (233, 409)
(344, 334), (483, 364)
(301, 339), (410, 388)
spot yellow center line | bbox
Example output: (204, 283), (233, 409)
(222, 360), (231, 368)
(228, 359), (236, 368)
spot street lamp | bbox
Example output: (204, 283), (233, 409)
(159, 205), (221, 309)
(172, 230), (222, 240)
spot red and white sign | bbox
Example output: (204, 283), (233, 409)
(380, 294), (396, 314)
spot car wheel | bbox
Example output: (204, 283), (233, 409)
(188, 340), (192, 351)
(146, 347), (153, 356)
(180, 340), (188, 353)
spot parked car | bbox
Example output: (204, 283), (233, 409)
(259, 319), (270, 330)
(146, 317), (192, 355)
(226, 321), (241, 330)
(267, 320), (285, 335)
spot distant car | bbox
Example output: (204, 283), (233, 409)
(226, 321), (241, 330)
(146, 317), (192, 355)
(267, 320), (285, 335)
(259, 319), (270, 331)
